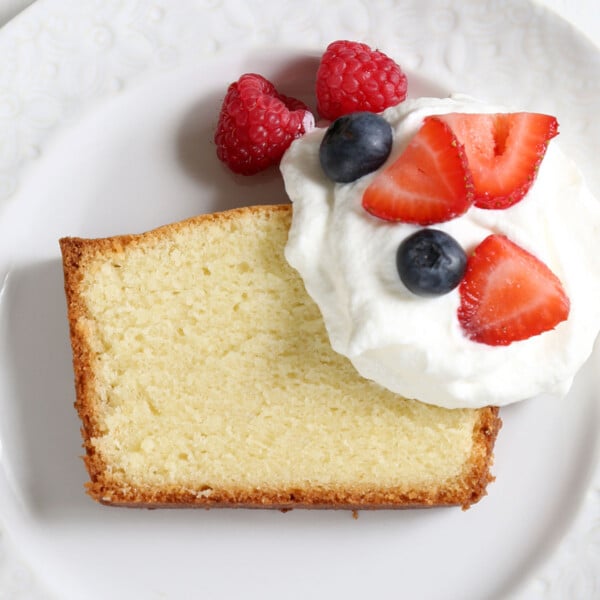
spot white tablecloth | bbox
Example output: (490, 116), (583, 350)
(541, 0), (600, 47)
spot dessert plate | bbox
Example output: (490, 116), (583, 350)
(0, 1), (599, 599)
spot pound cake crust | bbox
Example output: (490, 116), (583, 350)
(60, 205), (501, 510)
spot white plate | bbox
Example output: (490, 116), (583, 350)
(1, 1), (600, 599)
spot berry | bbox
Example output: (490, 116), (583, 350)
(362, 116), (474, 225)
(437, 112), (559, 209)
(397, 229), (467, 296)
(319, 112), (393, 183)
(214, 73), (314, 175)
(316, 40), (408, 121)
(458, 234), (570, 346)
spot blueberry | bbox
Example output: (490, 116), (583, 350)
(397, 229), (467, 296)
(319, 112), (393, 183)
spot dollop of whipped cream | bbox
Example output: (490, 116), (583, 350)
(281, 95), (600, 409)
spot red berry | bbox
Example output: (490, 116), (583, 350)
(362, 116), (474, 225)
(458, 234), (570, 346)
(214, 73), (314, 175)
(437, 112), (559, 209)
(316, 40), (408, 121)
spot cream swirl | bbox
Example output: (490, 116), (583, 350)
(281, 95), (600, 409)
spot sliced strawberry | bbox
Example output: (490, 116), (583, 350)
(437, 112), (558, 209)
(458, 234), (570, 346)
(362, 117), (474, 225)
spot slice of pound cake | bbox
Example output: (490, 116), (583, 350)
(59, 205), (501, 509)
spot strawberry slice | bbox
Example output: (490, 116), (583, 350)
(362, 116), (474, 225)
(458, 234), (570, 346)
(437, 112), (558, 209)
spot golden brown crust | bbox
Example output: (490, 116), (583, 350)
(456, 406), (502, 509)
(60, 205), (501, 511)
(60, 236), (107, 495)
(87, 468), (500, 511)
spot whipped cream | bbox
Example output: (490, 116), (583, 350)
(281, 95), (600, 409)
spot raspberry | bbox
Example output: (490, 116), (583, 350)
(214, 73), (314, 175)
(316, 40), (408, 121)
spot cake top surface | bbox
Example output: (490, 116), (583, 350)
(61, 207), (492, 503)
